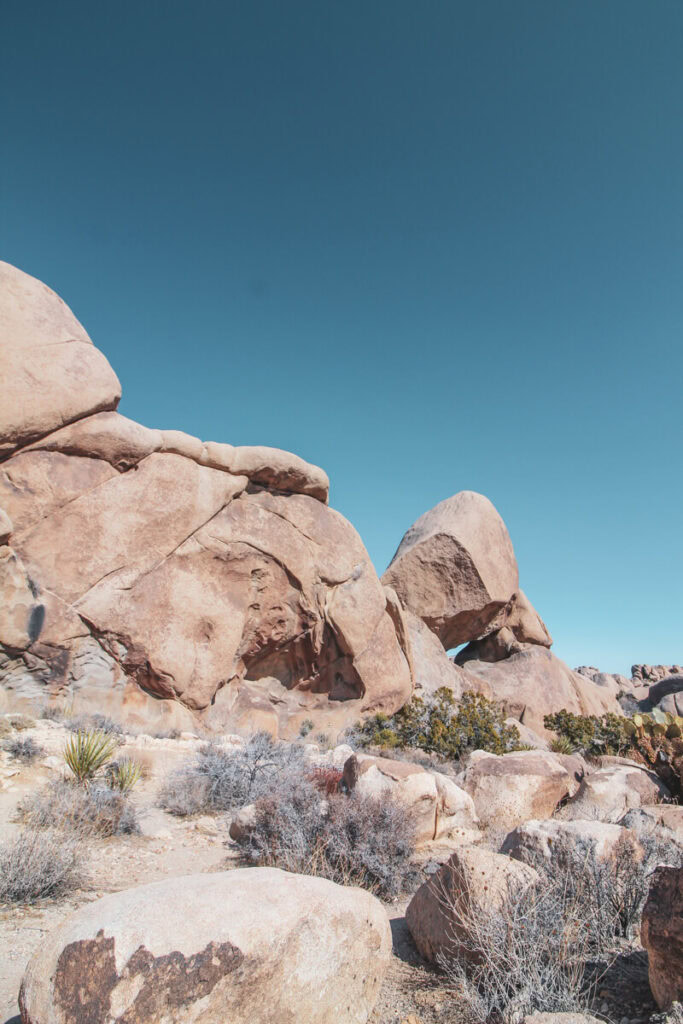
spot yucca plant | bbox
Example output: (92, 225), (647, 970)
(549, 735), (575, 755)
(106, 758), (142, 794)
(63, 730), (117, 785)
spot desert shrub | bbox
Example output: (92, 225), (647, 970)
(4, 736), (45, 763)
(67, 713), (124, 736)
(3, 713), (36, 732)
(0, 829), (81, 904)
(307, 764), (343, 795)
(438, 870), (607, 1022)
(63, 729), (118, 783)
(544, 710), (630, 758)
(153, 727), (182, 739)
(39, 704), (64, 721)
(105, 757), (143, 794)
(157, 732), (306, 816)
(546, 709), (683, 798)
(299, 719), (314, 737)
(356, 689), (523, 759)
(238, 782), (419, 899)
(19, 778), (138, 836)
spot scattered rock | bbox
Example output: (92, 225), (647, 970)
(19, 868), (391, 1024)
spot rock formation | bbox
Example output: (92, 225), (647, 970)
(0, 262), (411, 736)
(0, 261), (624, 737)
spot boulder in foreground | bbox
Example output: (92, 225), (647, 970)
(19, 868), (391, 1024)
(641, 864), (683, 1010)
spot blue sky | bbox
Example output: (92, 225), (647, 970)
(2, 2), (681, 673)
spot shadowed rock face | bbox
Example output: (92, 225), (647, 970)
(382, 490), (520, 649)
(0, 262), (410, 735)
(19, 869), (392, 1024)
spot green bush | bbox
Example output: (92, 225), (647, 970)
(543, 710), (630, 758)
(355, 689), (523, 759)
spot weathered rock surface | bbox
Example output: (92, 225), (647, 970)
(342, 753), (478, 844)
(19, 868), (391, 1024)
(458, 749), (582, 829)
(641, 865), (683, 1010)
(501, 818), (634, 868)
(382, 491), (520, 649)
(405, 846), (539, 963)
(0, 262), (121, 457)
(460, 647), (623, 737)
(0, 263), (412, 735)
(565, 763), (670, 822)
(619, 803), (683, 843)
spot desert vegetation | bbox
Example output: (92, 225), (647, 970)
(546, 709), (683, 797)
(354, 689), (524, 759)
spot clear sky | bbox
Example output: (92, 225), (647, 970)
(2, 2), (681, 674)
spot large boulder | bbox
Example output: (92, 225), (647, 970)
(382, 491), (520, 649)
(501, 819), (635, 869)
(342, 753), (478, 844)
(19, 868), (391, 1024)
(641, 865), (683, 1010)
(405, 845), (539, 963)
(0, 264), (412, 736)
(458, 749), (583, 829)
(0, 262), (121, 457)
(564, 763), (670, 822)
(459, 647), (623, 738)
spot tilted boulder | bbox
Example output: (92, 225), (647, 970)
(0, 262), (411, 735)
(405, 846), (539, 963)
(342, 753), (478, 845)
(19, 868), (391, 1024)
(382, 491), (520, 648)
(458, 749), (583, 829)
(641, 865), (683, 1009)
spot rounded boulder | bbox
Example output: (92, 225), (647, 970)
(19, 868), (391, 1024)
